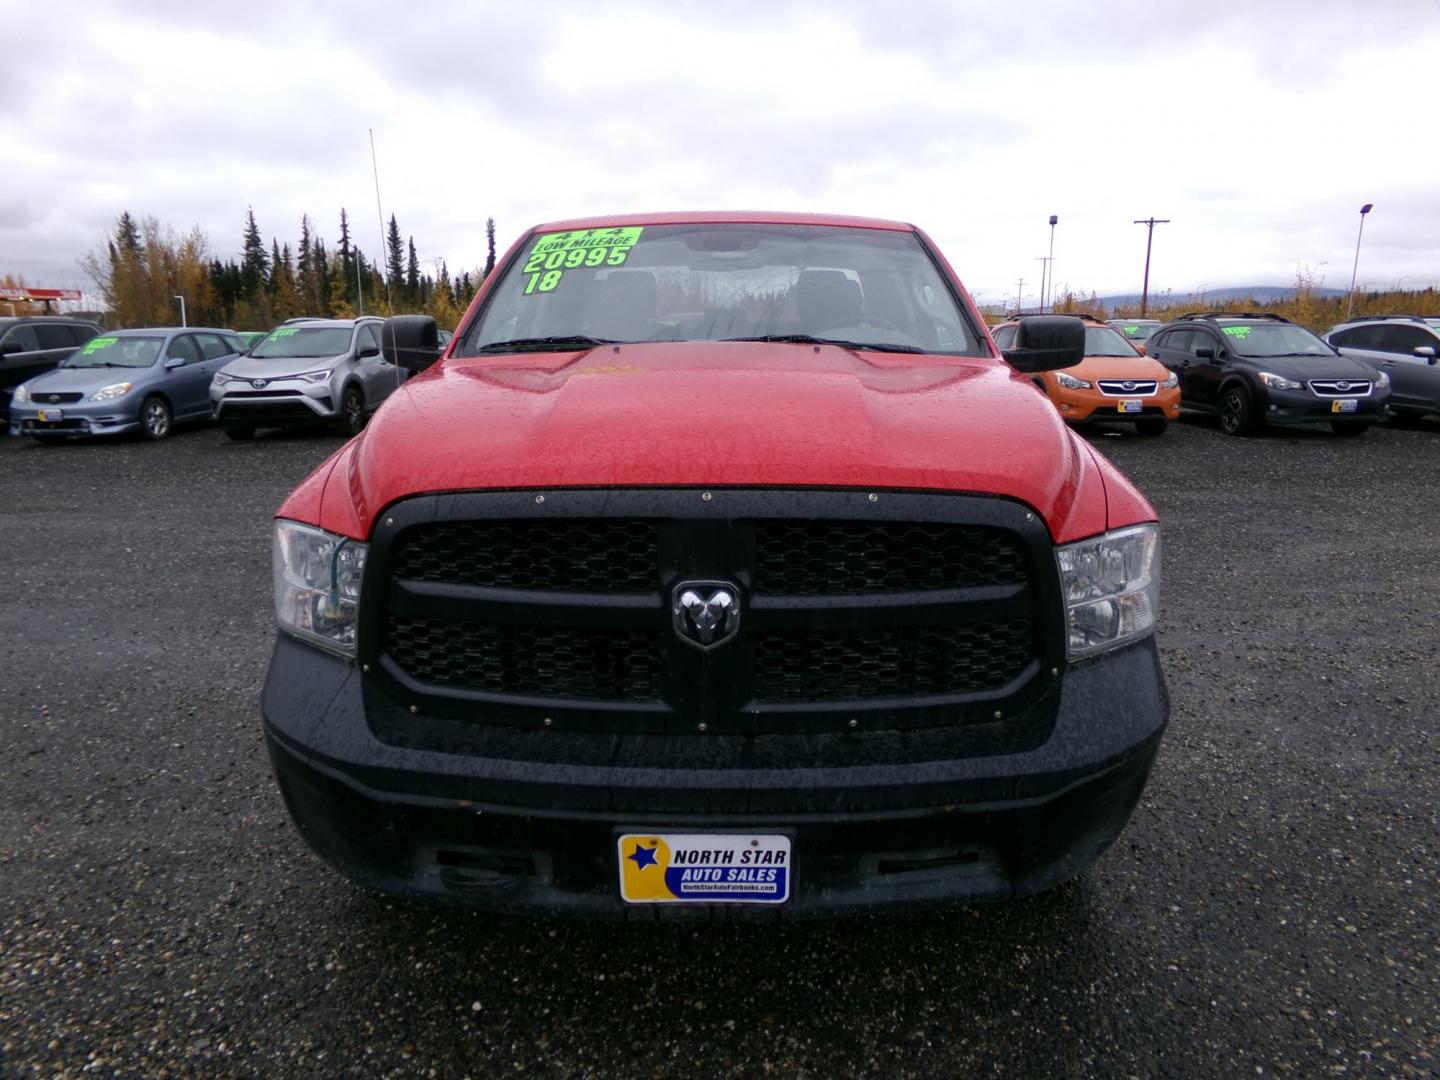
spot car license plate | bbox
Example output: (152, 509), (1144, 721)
(36, 408), (64, 422)
(618, 833), (791, 904)
(1118, 400), (1143, 414)
(1332, 399), (1358, 413)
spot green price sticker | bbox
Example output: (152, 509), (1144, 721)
(520, 227), (645, 296)
(273, 327), (299, 337)
(1221, 325), (1252, 340)
(82, 336), (117, 354)
(1123, 325), (1139, 334)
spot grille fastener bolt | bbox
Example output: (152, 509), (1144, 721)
(542, 717), (552, 728)
(410, 705), (419, 715)
(701, 492), (712, 502)
(697, 722), (708, 732)
(1025, 512), (1035, 522)
(867, 493), (878, 503)
(993, 710), (1003, 720)
(362, 664), (370, 673)
(535, 495), (545, 504)
(847, 718), (859, 730)
(1051, 667), (1059, 676)
(385, 517), (394, 527)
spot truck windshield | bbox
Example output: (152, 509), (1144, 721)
(460, 223), (984, 356)
(251, 327), (352, 359)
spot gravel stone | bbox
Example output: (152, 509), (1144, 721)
(1, 417), (1437, 1078)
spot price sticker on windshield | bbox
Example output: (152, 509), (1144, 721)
(82, 336), (117, 355)
(1221, 326), (1252, 340)
(521, 227), (645, 296)
(272, 328), (299, 337)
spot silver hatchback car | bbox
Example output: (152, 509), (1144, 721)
(210, 317), (406, 439)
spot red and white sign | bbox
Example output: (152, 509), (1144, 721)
(0, 287), (83, 302)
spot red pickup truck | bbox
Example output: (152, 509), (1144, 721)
(263, 212), (1168, 917)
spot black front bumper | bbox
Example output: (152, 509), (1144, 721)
(1258, 386), (1389, 426)
(262, 633), (1169, 918)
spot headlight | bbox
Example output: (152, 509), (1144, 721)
(90, 382), (134, 401)
(1055, 372), (1092, 390)
(273, 520), (367, 656)
(1056, 524), (1160, 660)
(213, 372), (240, 385)
(1160, 372), (1179, 389)
(293, 370), (332, 383)
(1256, 371), (1302, 390)
(13, 384), (29, 403)
(1373, 371), (1389, 389)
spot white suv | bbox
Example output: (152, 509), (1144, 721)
(1325, 316), (1440, 419)
(210, 317), (405, 439)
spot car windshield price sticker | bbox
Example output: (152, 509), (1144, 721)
(1221, 326), (1252, 340)
(618, 833), (790, 904)
(272, 328), (298, 337)
(82, 336), (117, 355)
(522, 227), (644, 295)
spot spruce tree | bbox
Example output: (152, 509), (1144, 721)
(385, 214), (404, 302)
(484, 217), (497, 278)
(405, 237), (420, 303)
(240, 208), (269, 298)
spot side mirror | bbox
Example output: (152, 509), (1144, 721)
(1195, 347), (1216, 360)
(0, 340), (22, 357)
(380, 315), (441, 374)
(164, 356), (185, 370)
(357, 344), (380, 359)
(1000, 315), (1085, 373)
(1414, 345), (1437, 363)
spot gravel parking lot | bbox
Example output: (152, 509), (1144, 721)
(2, 416), (1437, 1078)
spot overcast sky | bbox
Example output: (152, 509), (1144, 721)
(4, 0), (1438, 309)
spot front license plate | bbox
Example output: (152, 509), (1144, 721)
(1118, 399), (1143, 414)
(37, 408), (63, 421)
(618, 833), (791, 904)
(1332, 399), (1359, 413)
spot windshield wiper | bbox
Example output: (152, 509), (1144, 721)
(476, 335), (614, 353)
(722, 334), (926, 354)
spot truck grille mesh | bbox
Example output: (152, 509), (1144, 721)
(393, 520), (659, 592)
(388, 615), (663, 701)
(754, 521), (1026, 593)
(753, 621), (1034, 702)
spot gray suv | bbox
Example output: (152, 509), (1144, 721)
(0, 317), (103, 419)
(210, 317), (404, 440)
(1325, 315), (1440, 419)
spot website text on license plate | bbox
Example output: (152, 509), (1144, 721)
(618, 834), (791, 904)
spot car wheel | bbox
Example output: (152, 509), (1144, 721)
(140, 396), (172, 441)
(1134, 418), (1167, 437)
(1218, 385), (1255, 436)
(1330, 422), (1369, 437)
(336, 386), (366, 436)
(224, 426), (255, 442)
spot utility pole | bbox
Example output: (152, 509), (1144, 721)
(1015, 277), (1025, 314)
(1133, 217), (1170, 317)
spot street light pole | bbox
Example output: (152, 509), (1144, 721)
(1133, 217), (1170, 317)
(1046, 215), (1057, 312)
(174, 294), (187, 327)
(1346, 203), (1373, 321)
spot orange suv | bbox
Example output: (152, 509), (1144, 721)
(993, 314), (1181, 436)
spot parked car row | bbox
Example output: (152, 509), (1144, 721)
(6, 316), (428, 441)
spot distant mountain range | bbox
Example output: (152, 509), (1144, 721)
(1095, 285), (1346, 307)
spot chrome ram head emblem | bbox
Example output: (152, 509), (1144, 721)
(672, 582), (741, 650)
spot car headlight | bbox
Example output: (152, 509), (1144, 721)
(1055, 372), (1092, 390)
(90, 382), (134, 401)
(1056, 524), (1160, 660)
(1373, 370), (1389, 389)
(1160, 372), (1179, 389)
(273, 520), (367, 656)
(213, 372), (240, 385)
(13, 384), (29, 403)
(1256, 371), (1302, 391)
(293, 370), (332, 383)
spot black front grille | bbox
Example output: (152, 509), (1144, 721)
(35, 392), (84, 404)
(366, 491), (1060, 734)
(755, 521), (1025, 594)
(393, 520), (660, 591)
(389, 615), (663, 701)
(1308, 380), (1371, 397)
(754, 621), (1034, 702)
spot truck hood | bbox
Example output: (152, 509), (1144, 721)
(219, 353), (345, 379)
(311, 342), (1120, 542)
